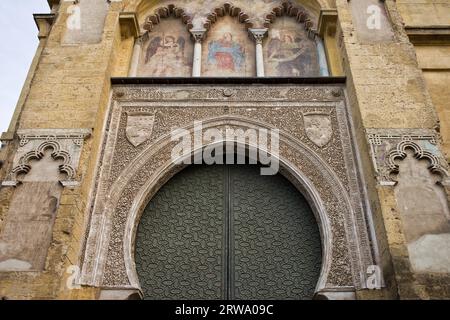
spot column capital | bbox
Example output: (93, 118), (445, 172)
(190, 28), (207, 43)
(249, 28), (268, 44)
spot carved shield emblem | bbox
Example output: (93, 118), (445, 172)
(303, 113), (333, 148)
(126, 112), (155, 147)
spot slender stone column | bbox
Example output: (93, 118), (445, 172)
(249, 28), (268, 77)
(315, 36), (330, 77)
(129, 36), (143, 77)
(190, 29), (207, 77)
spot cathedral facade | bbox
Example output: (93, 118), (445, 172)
(0, 0), (449, 300)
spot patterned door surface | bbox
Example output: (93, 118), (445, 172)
(135, 165), (322, 300)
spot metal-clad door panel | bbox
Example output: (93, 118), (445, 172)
(135, 165), (226, 300)
(135, 165), (322, 300)
(231, 165), (322, 300)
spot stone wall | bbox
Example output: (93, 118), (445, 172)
(334, 0), (450, 299)
(0, 0), (449, 300)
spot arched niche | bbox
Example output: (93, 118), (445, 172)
(136, 6), (194, 77)
(263, 4), (321, 77)
(128, 1), (331, 78)
(264, 22), (321, 77)
(130, 0), (332, 26)
(202, 11), (255, 77)
(386, 142), (450, 274)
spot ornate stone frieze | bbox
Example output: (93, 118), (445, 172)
(112, 85), (344, 102)
(366, 129), (449, 186)
(1, 129), (91, 188)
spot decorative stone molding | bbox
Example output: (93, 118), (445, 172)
(203, 3), (254, 30)
(405, 26), (450, 45)
(99, 289), (142, 300)
(366, 129), (449, 186)
(1, 129), (91, 188)
(314, 287), (356, 300)
(47, 0), (60, 10)
(143, 5), (193, 32)
(263, 1), (315, 35)
(79, 84), (377, 298)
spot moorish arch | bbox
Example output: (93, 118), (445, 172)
(127, 0), (333, 22)
(80, 110), (375, 300)
(261, 2), (324, 76)
(128, 1), (330, 77)
(133, 160), (323, 299)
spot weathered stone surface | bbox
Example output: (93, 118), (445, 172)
(0, 0), (448, 300)
(0, 182), (62, 271)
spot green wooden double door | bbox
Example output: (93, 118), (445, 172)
(135, 165), (322, 300)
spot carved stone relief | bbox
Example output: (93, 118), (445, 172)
(125, 112), (155, 147)
(1, 129), (91, 188)
(366, 129), (450, 274)
(0, 129), (90, 272)
(303, 111), (333, 148)
(366, 129), (449, 186)
(79, 84), (376, 299)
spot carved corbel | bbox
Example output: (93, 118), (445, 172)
(33, 13), (56, 39)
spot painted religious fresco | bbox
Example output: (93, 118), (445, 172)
(264, 18), (319, 77)
(137, 18), (193, 77)
(203, 16), (255, 77)
(137, 0), (319, 30)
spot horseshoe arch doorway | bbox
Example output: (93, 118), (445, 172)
(135, 164), (322, 300)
